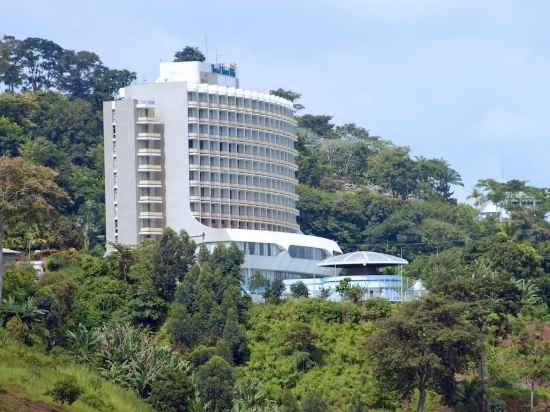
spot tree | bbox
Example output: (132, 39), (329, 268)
(221, 307), (249, 364)
(269, 88), (301, 102)
(290, 281), (309, 298)
(152, 228), (196, 302)
(367, 294), (479, 412)
(0, 156), (68, 301)
(263, 279), (285, 303)
(17, 37), (64, 92)
(0, 35), (23, 91)
(167, 244), (248, 349)
(148, 368), (194, 412)
(269, 88), (304, 110)
(174, 47), (205, 62)
(366, 146), (418, 200)
(514, 325), (550, 412)
(195, 356), (235, 412)
(249, 271), (269, 293)
(335, 278), (364, 304)
(433, 261), (522, 412)
(415, 157), (463, 201)
(297, 114), (336, 139)
(301, 391), (329, 412)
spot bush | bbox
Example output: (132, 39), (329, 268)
(80, 393), (114, 411)
(147, 369), (193, 412)
(301, 391), (328, 412)
(290, 282), (309, 298)
(46, 377), (83, 405)
(195, 356), (235, 412)
(2, 265), (38, 303)
(190, 345), (217, 369)
(5, 315), (28, 342)
(362, 298), (393, 321)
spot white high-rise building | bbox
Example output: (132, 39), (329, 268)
(104, 61), (341, 286)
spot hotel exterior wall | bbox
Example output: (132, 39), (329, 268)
(104, 61), (342, 281)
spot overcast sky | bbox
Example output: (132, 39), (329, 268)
(3, 0), (549, 201)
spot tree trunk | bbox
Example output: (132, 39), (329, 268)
(417, 372), (427, 412)
(478, 350), (488, 412)
(530, 381), (535, 412)
(0, 216), (4, 302)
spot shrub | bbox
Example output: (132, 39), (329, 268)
(96, 323), (189, 398)
(5, 315), (28, 342)
(301, 391), (328, 412)
(290, 282), (309, 298)
(190, 345), (217, 369)
(147, 369), (193, 412)
(80, 393), (114, 411)
(362, 298), (393, 321)
(195, 356), (235, 412)
(2, 265), (38, 303)
(46, 377), (83, 405)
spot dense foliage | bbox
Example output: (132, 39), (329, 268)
(2, 37), (550, 411)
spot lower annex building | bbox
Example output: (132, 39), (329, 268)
(103, 60), (342, 287)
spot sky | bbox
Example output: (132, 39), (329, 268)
(2, 0), (549, 201)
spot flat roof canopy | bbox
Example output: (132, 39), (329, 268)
(318, 251), (408, 268)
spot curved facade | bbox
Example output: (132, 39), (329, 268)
(186, 84), (299, 233)
(103, 61), (341, 285)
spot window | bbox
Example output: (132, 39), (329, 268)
(288, 246), (328, 260)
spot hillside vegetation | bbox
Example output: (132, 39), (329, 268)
(1, 37), (550, 412)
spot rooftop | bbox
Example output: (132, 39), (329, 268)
(318, 251), (408, 268)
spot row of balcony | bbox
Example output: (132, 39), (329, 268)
(188, 148), (297, 169)
(188, 179), (298, 199)
(188, 121), (295, 141)
(187, 101), (297, 125)
(191, 211), (300, 230)
(189, 196), (299, 215)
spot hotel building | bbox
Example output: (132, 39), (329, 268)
(103, 61), (342, 285)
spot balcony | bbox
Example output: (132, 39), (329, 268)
(137, 148), (162, 156)
(137, 132), (161, 141)
(139, 212), (164, 219)
(139, 227), (163, 235)
(136, 101), (156, 109)
(138, 164), (162, 172)
(136, 116), (161, 124)
(138, 196), (163, 203)
(138, 180), (162, 188)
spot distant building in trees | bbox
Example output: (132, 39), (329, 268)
(284, 251), (425, 302)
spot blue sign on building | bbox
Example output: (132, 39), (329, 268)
(211, 63), (237, 78)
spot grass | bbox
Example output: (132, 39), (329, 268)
(0, 337), (155, 412)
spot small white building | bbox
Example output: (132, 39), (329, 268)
(284, 251), (425, 302)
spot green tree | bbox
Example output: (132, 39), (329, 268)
(148, 368), (194, 412)
(174, 47), (205, 62)
(221, 307), (249, 365)
(0, 156), (68, 301)
(434, 261), (522, 412)
(0, 35), (23, 91)
(195, 356), (235, 412)
(366, 146), (418, 200)
(297, 114), (336, 139)
(249, 271), (269, 293)
(335, 278), (363, 304)
(367, 294), (480, 412)
(152, 228), (196, 302)
(17, 37), (64, 92)
(269, 88), (301, 102)
(263, 279), (285, 304)
(514, 326), (550, 412)
(290, 281), (309, 298)
(301, 391), (329, 412)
